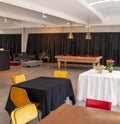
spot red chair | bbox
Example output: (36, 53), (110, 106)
(86, 98), (112, 110)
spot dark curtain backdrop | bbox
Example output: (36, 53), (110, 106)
(0, 34), (21, 56)
(26, 33), (120, 66)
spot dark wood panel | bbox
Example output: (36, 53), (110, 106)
(0, 50), (10, 71)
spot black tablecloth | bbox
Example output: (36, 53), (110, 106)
(5, 76), (75, 118)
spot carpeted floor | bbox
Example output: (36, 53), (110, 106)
(1, 63), (120, 124)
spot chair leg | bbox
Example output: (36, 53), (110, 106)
(37, 109), (42, 121)
(9, 119), (12, 124)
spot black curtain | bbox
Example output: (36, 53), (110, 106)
(27, 33), (69, 60)
(0, 34), (21, 56)
(26, 33), (120, 66)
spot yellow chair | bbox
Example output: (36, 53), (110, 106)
(11, 103), (38, 124)
(10, 87), (40, 108)
(11, 74), (26, 84)
(54, 70), (69, 103)
(10, 87), (40, 121)
(54, 70), (69, 78)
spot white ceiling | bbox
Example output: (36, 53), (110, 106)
(0, 0), (120, 29)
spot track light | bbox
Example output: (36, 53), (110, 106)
(42, 13), (47, 19)
(4, 17), (7, 23)
(66, 20), (70, 25)
(42, 24), (46, 28)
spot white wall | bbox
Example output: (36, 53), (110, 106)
(0, 28), (21, 34)
(0, 28), (28, 52)
(28, 25), (120, 33)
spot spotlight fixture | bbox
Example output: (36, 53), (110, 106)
(4, 17), (7, 23)
(42, 24), (46, 28)
(0, 16), (20, 23)
(42, 13), (47, 19)
(66, 20), (70, 25)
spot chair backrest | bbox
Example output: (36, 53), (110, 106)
(11, 103), (38, 124)
(10, 87), (31, 107)
(86, 98), (112, 110)
(11, 74), (26, 84)
(54, 70), (69, 78)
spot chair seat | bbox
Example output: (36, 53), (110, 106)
(11, 103), (38, 124)
(11, 74), (26, 84)
(86, 98), (112, 110)
(10, 87), (41, 122)
(54, 70), (69, 78)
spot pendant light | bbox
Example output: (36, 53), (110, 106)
(85, 17), (91, 40)
(68, 22), (74, 39)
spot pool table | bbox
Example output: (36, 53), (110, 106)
(55, 55), (102, 68)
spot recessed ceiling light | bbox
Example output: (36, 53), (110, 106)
(88, 0), (112, 6)
(88, 0), (120, 6)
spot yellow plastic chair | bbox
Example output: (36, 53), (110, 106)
(54, 70), (69, 78)
(11, 103), (38, 124)
(10, 87), (40, 122)
(54, 70), (69, 103)
(10, 87), (40, 108)
(11, 74), (26, 84)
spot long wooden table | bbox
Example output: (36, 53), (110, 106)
(38, 104), (120, 124)
(55, 55), (102, 68)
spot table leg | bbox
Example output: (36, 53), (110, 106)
(64, 62), (67, 68)
(58, 61), (61, 69)
(93, 62), (95, 68)
(47, 57), (50, 62)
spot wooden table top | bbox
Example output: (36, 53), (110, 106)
(38, 104), (120, 124)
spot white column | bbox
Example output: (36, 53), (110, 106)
(21, 28), (28, 52)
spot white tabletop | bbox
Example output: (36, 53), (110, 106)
(77, 69), (120, 106)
